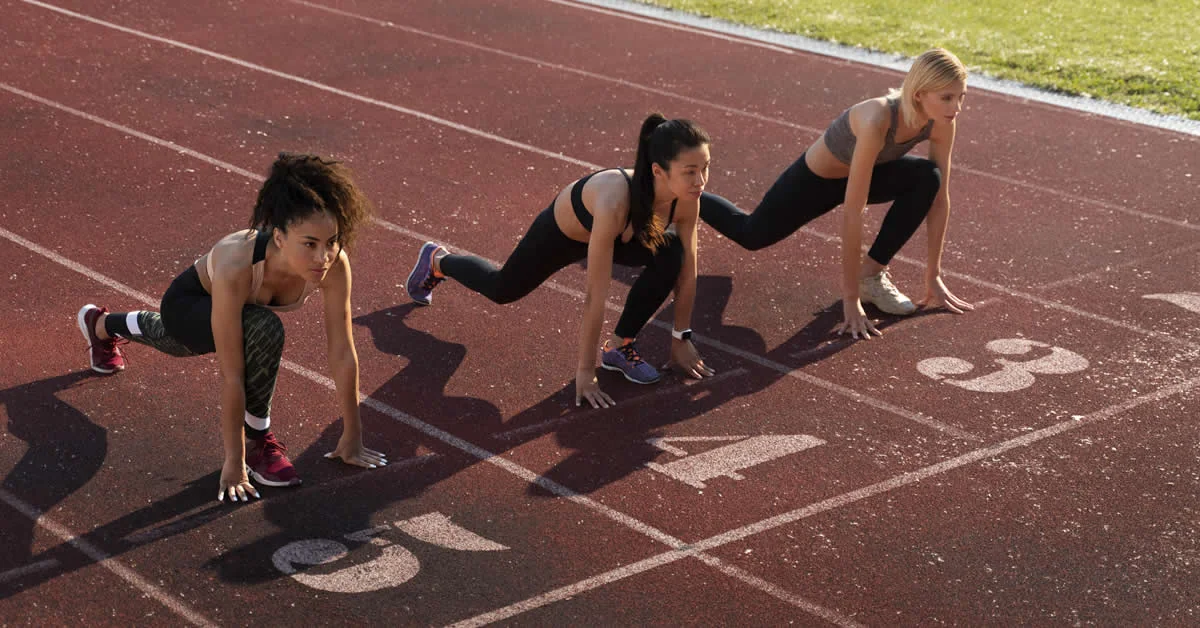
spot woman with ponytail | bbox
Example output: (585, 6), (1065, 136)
(700, 48), (974, 339)
(77, 153), (387, 503)
(405, 113), (716, 408)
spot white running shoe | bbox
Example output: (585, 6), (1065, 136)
(859, 271), (917, 315)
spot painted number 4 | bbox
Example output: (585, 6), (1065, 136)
(917, 338), (1088, 393)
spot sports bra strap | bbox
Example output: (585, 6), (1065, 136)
(251, 228), (271, 263)
(571, 169), (635, 234)
(885, 97), (899, 143)
(570, 170), (601, 232)
(571, 168), (675, 237)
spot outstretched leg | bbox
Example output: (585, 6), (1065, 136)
(699, 154), (846, 251)
(407, 206), (587, 305)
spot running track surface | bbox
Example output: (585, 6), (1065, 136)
(2, 0), (1198, 625)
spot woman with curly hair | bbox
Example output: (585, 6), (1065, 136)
(77, 153), (386, 503)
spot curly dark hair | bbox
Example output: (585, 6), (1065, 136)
(249, 152), (374, 251)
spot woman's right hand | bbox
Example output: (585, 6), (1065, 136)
(836, 298), (882, 340)
(218, 457), (260, 503)
(575, 369), (615, 409)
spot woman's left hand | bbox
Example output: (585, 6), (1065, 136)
(920, 276), (974, 314)
(325, 437), (388, 469)
(666, 339), (715, 379)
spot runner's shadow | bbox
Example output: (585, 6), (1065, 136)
(0, 371), (106, 572)
(0, 371), (229, 597)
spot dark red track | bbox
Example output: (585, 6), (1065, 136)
(2, 0), (1198, 625)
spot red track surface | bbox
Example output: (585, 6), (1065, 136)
(2, 0), (1198, 625)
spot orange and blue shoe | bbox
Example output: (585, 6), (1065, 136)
(77, 304), (126, 374)
(600, 341), (661, 385)
(245, 432), (301, 487)
(406, 242), (445, 306)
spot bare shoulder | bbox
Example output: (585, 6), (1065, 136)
(585, 169), (631, 223)
(848, 97), (891, 139)
(208, 229), (256, 283)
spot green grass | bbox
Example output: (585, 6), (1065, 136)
(635, 0), (1200, 120)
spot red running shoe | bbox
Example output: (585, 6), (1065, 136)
(245, 432), (302, 487)
(77, 304), (126, 374)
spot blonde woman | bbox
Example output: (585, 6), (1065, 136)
(700, 48), (974, 339)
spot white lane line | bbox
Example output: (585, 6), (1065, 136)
(288, 0), (809, 131)
(544, 0), (799, 55)
(493, 367), (751, 442)
(0, 83), (262, 180)
(0, 226), (686, 552)
(0, 82), (965, 441)
(1033, 241), (1200, 291)
(691, 553), (865, 628)
(444, 548), (695, 628)
(553, 0), (1200, 138)
(117, 506), (229, 547)
(451, 371), (1200, 625)
(0, 488), (215, 626)
(19, 0), (595, 170)
(0, 559), (60, 584)
(293, 0), (1200, 232)
(947, 170), (1200, 232)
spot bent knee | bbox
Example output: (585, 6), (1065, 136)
(242, 307), (285, 351)
(913, 158), (943, 192)
(656, 235), (686, 267)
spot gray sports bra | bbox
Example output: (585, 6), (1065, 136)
(823, 97), (933, 165)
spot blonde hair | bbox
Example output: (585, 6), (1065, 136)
(889, 48), (967, 128)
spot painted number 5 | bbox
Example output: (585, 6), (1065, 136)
(272, 512), (507, 593)
(917, 338), (1088, 393)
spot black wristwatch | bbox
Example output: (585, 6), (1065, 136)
(671, 328), (693, 341)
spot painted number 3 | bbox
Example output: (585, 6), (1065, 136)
(917, 338), (1088, 393)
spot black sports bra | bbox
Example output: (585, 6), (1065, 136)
(571, 168), (676, 241)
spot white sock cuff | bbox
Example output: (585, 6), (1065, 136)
(244, 412), (270, 431)
(125, 312), (143, 336)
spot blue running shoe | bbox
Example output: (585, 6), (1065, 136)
(600, 341), (661, 384)
(407, 242), (445, 305)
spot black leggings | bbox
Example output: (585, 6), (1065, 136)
(104, 266), (285, 434)
(440, 206), (685, 339)
(700, 154), (941, 262)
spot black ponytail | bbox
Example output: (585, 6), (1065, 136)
(249, 152), (374, 251)
(629, 113), (710, 252)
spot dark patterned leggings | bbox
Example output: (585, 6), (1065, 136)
(104, 266), (284, 435)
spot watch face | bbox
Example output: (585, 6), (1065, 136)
(681, 330), (693, 340)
